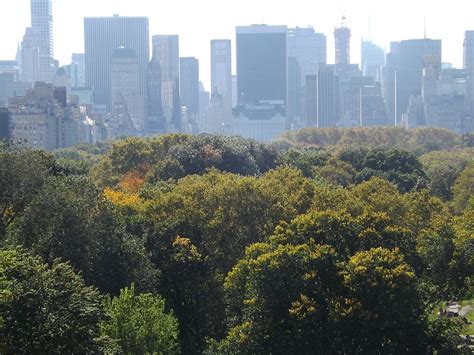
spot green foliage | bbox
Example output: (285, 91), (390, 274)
(100, 284), (180, 354)
(0, 149), (51, 238)
(281, 126), (461, 154)
(452, 161), (474, 212)
(0, 248), (104, 353)
(9, 176), (159, 295)
(1, 130), (471, 353)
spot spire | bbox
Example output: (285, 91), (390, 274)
(16, 42), (21, 60)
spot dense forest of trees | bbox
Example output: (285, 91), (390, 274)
(0, 127), (473, 353)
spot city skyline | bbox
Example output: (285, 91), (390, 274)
(1, 0), (472, 89)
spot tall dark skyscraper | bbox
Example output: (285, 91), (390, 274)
(396, 39), (442, 123)
(84, 16), (149, 112)
(152, 35), (181, 131)
(180, 57), (200, 115)
(236, 25), (287, 105)
(146, 58), (162, 130)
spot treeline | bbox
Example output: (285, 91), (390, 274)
(280, 126), (473, 154)
(0, 128), (473, 354)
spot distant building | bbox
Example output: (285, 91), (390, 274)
(0, 108), (9, 139)
(211, 40), (233, 110)
(8, 82), (108, 150)
(146, 58), (162, 132)
(20, 0), (54, 83)
(334, 18), (351, 77)
(84, 16), (149, 113)
(232, 103), (286, 141)
(111, 47), (145, 131)
(236, 25), (287, 105)
(180, 57), (200, 115)
(287, 27), (327, 126)
(152, 35), (181, 131)
(381, 41), (401, 124)
(198, 82), (210, 130)
(70, 53), (86, 88)
(316, 66), (340, 127)
(464, 31), (474, 70)
(232, 75), (238, 108)
(361, 40), (385, 79)
(360, 84), (390, 127)
(396, 39), (442, 123)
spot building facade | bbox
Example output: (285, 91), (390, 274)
(211, 40), (233, 110)
(236, 25), (287, 105)
(84, 16), (149, 113)
(152, 35), (181, 131)
(111, 47), (145, 131)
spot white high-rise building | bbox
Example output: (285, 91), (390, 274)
(211, 40), (233, 110)
(22, 0), (54, 83)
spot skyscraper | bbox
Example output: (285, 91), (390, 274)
(31, 0), (54, 82)
(313, 66), (339, 127)
(287, 27), (327, 125)
(84, 16), (149, 112)
(21, 0), (54, 84)
(334, 18), (351, 76)
(111, 47), (145, 131)
(464, 31), (474, 70)
(152, 35), (181, 131)
(361, 40), (385, 79)
(287, 27), (327, 83)
(396, 39), (442, 123)
(180, 57), (200, 115)
(70, 54), (86, 88)
(382, 41), (400, 123)
(146, 58), (162, 131)
(211, 39), (233, 109)
(236, 25), (287, 105)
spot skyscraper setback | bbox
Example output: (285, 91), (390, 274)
(84, 16), (149, 114)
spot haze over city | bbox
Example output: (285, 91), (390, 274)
(0, 1), (473, 353)
(1, 0), (472, 88)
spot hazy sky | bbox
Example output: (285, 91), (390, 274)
(1, 0), (472, 89)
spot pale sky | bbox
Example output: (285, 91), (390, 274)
(1, 0), (472, 90)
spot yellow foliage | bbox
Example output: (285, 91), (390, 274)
(103, 187), (143, 209)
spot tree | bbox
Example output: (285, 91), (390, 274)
(341, 247), (432, 353)
(452, 161), (474, 212)
(0, 149), (51, 238)
(10, 176), (159, 295)
(0, 248), (104, 353)
(100, 284), (180, 354)
(216, 242), (342, 354)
